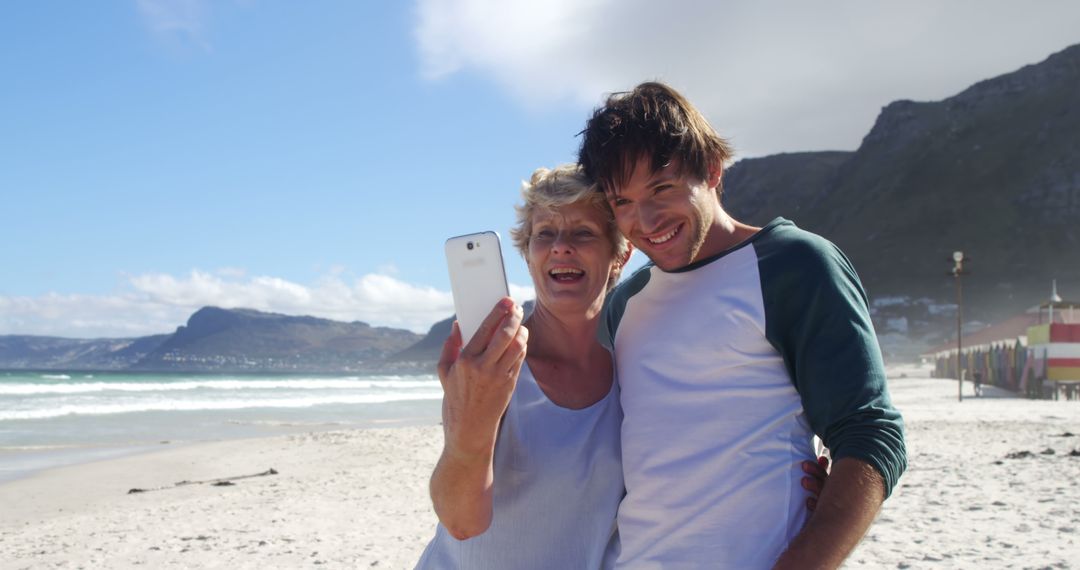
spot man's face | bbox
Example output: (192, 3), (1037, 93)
(605, 158), (720, 271)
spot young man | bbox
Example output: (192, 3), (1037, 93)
(579, 82), (906, 569)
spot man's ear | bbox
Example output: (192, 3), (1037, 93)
(707, 164), (724, 192)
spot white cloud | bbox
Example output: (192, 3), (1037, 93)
(0, 293), (190, 339)
(0, 270), (537, 338)
(508, 283), (536, 306)
(414, 0), (1080, 156)
(0, 270), (538, 338)
(0, 268), (540, 338)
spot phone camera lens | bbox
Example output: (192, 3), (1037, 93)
(467, 242), (474, 250)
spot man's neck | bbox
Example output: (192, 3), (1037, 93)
(694, 208), (761, 263)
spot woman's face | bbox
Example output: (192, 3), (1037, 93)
(526, 201), (619, 319)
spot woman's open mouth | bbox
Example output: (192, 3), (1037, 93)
(549, 267), (585, 283)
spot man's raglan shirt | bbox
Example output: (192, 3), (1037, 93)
(600, 217), (906, 569)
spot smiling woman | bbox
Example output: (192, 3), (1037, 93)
(524, 204), (622, 317)
(416, 164), (631, 569)
(510, 165), (630, 267)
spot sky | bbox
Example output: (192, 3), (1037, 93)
(2, 0), (1079, 338)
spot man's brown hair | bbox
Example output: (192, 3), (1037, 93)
(577, 81), (734, 194)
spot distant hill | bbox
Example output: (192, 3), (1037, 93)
(723, 42), (1080, 355)
(389, 300), (536, 364)
(390, 316), (454, 364)
(0, 334), (170, 370)
(131, 307), (423, 372)
(0, 307), (423, 373)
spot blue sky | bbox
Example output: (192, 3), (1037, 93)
(3, 1), (1080, 337)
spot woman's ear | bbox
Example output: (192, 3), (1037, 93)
(618, 244), (634, 269)
(609, 244), (635, 286)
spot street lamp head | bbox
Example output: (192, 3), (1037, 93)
(953, 251), (964, 263)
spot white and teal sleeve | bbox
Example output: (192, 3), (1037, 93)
(756, 227), (907, 498)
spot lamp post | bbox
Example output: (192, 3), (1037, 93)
(952, 251), (965, 402)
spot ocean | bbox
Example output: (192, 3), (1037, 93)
(0, 370), (443, 483)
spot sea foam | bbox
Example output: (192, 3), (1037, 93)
(0, 391), (445, 421)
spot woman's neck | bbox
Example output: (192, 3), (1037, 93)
(523, 302), (602, 363)
(522, 301), (613, 409)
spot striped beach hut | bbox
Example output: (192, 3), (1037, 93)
(929, 282), (1080, 399)
(1022, 286), (1080, 397)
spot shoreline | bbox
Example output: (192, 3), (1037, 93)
(0, 442), (170, 486)
(0, 412), (442, 486)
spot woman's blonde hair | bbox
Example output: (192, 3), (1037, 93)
(510, 164), (630, 287)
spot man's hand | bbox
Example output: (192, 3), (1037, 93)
(773, 457), (885, 570)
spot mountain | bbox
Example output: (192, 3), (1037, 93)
(0, 334), (169, 370)
(388, 300), (536, 364)
(132, 307), (423, 372)
(0, 307), (423, 373)
(722, 42), (1080, 355)
(390, 316), (454, 364)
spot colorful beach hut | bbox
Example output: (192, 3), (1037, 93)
(928, 282), (1080, 399)
(1021, 296), (1080, 398)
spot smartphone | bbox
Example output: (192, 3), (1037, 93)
(445, 231), (511, 346)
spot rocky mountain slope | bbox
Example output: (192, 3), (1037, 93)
(722, 43), (1080, 354)
(1, 307), (422, 373)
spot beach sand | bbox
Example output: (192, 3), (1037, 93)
(0, 427), (444, 568)
(849, 366), (1080, 568)
(2, 366), (1079, 568)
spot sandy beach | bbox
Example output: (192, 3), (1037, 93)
(0, 426), (444, 568)
(2, 366), (1079, 569)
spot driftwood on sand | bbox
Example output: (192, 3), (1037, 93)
(127, 468), (278, 494)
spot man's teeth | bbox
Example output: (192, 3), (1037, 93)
(550, 268), (584, 275)
(649, 227), (678, 244)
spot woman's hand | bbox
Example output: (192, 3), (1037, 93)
(437, 297), (529, 457)
(429, 297), (528, 540)
(801, 456), (830, 511)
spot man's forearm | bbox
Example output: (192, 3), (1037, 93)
(773, 457), (885, 570)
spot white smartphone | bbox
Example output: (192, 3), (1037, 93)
(445, 231), (511, 346)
